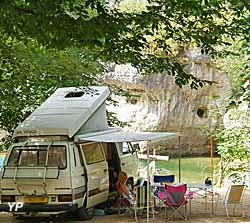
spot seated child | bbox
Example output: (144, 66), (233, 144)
(116, 171), (135, 205)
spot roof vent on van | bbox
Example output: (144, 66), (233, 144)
(65, 92), (84, 98)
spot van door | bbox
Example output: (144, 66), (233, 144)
(79, 142), (109, 208)
(117, 142), (138, 180)
(70, 143), (87, 207)
(102, 143), (121, 192)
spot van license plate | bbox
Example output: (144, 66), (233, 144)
(24, 196), (48, 203)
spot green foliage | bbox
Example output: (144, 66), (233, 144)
(214, 127), (250, 185)
(0, 38), (100, 132)
(1, 0), (249, 90)
(215, 128), (250, 162)
(213, 37), (250, 185)
(215, 39), (250, 107)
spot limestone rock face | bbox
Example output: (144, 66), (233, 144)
(104, 55), (231, 155)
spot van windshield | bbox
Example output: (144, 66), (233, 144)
(7, 145), (66, 169)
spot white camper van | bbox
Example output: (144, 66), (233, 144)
(0, 86), (175, 219)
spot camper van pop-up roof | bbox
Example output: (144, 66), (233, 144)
(13, 86), (110, 138)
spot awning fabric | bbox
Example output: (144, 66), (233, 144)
(76, 131), (178, 143)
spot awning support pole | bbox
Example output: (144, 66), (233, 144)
(178, 136), (181, 183)
(210, 128), (214, 215)
(147, 142), (150, 223)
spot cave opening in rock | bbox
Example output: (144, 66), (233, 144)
(197, 107), (208, 118)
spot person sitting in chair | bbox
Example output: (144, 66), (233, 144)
(116, 171), (135, 205)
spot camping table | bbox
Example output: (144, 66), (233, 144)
(187, 183), (214, 215)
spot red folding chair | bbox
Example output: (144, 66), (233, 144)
(165, 184), (188, 221)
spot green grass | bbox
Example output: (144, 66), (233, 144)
(140, 157), (220, 184)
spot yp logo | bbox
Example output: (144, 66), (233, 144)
(8, 202), (24, 211)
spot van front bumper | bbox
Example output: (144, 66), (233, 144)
(0, 203), (78, 212)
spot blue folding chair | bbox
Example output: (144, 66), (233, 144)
(154, 175), (175, 184)
(153, 175), (175, 210)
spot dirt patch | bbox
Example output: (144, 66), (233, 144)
(1, 187), (250, 223)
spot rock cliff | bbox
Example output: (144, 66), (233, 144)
(103, 52), (231, 156)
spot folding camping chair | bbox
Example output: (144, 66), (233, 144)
(220, 184), (246, 217)
(132, 184), (155, 221)
(116, 181), (134, 216)
(154, 175), (175, 184)
(116, 180), (154, 221)
(165, 183), (188, 221)
(153, 175), (175, 211)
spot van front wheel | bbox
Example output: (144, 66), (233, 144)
(78, 207), (94, 220)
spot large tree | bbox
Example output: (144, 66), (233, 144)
(1, 0), (250, 133)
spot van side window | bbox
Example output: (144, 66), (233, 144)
(78, 146), (84, 166)
(72, 146), (77, 166)
(81, 143), (104, 165)
(73, 146), (81, 166)
(121, 142), (130, 154)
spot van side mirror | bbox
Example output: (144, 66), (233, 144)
(132, 143), (140, 154)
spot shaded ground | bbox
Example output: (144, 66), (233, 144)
(1, 212), (250, 223)
(1, 187), (250, 223)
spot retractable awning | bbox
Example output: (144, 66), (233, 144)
(75, 130), (178, 143)
(75, 129), (179, 223)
